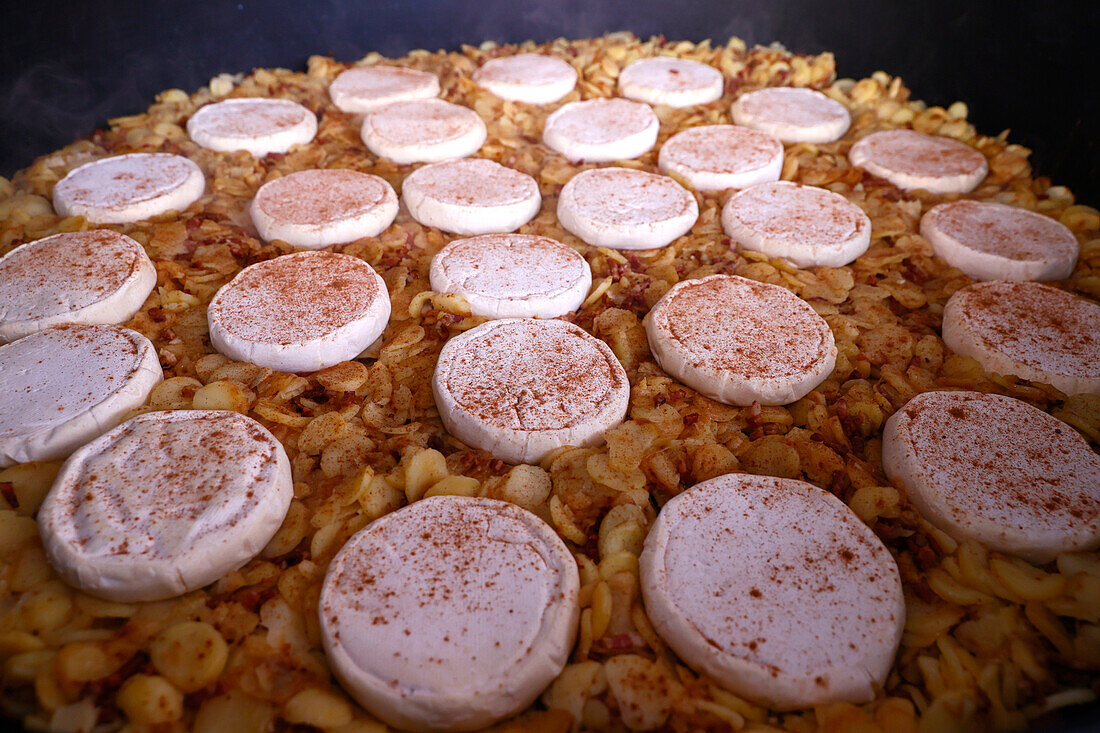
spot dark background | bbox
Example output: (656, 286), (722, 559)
(0, 1), (1098, 204)
(0, 1), (1098, 731)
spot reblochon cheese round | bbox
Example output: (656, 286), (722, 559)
(38, 409), (293, 602)
(401, 157), (541, 235)
(429, 234), (591, 319)
(186, 98), (318, 157)
(360, 98), (487, 164)
(617, 57), (724, 108)
(639, 473), (905, 709)
(658, 124), (784, 191)
(883, 391), (1100, 563)
(320, 495), (580, 732)
(432, 318), (629, 463)
(473, 53), (577, 104)
(557, 167), (698, 250)
(0, 230), (156, 343)
(920, 200), (1079, 282)
(542, 98), (659, 163)
(0, 324), (162, 467)
(249, 168), (398, 249)
(942, 281), (1100, 395)
(645, 274), (836, 405)
(208, 250), (391, 373)
(848, 129), (987, 194)
(329, 65), (441, 113)
(720, 181), (871, 268)
(53, 153), (205, 224)
(730, 87), (851, 143)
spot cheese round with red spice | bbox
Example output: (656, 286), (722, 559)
(557, 167), (698, 249)
(432, 318), (629, 463)
(360, 98), (487, 164)
(942, 282), (1100, 395)
(250, 168), (398, 249)
(401, 158), (541, 235)
(542, 98), (659, 163)
(920, 200), (1079, 281)
(186, 98), (318, 157)
(207, 250), (391, 373)
(472, 53), (577, 104)
(0, 230), (156, 343)
(319, 495), (580, 732)
(617, 57), (724, 108)
(0, 324), (162, 467)
(329, 65), (441, 113)
(730, 87), (851, 143)
(639, 473), (905, 709)
(721, 181), (871, 267)
(429, 234), (591, 318)
(848, 129), (987, 194)
(52, 153), (205, 224)
(38, 410), (293, 602)
(645, 274), (837, 405)
(882, 391), (1100, 563)
(658, 124), (784, 191)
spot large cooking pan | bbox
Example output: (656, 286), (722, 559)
(0, 1), (1096, 731)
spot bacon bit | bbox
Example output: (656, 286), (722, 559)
(910, 543), (939, 572)
(184, 215), (204, 231)
(910, 577), (938, 604)
(158, 327), (176, 342)
(185, 679), (228, 707)
(427, 434), (445, 452)
(147, 307), (166, 323)
(596, 633), (642, 653)
(584, 506), (612, 561)
(432, 312), (463, 337)
(624, 253), (644, 271)
(873, 520), (903, 543)
(298, 384), (329, 404)
(745, 401), (764, 439)
(827, 470), (851, 496)
(683, 413), (700, 427)
(880, 187), (910, 203)
(0, 482), (16, 508)
(379, 244), (409, 268)
(667, 389), (687, 403)
(811, 432), (849, 456)
(835, 398), (864, 442)
(281, 547), (309, 567)
(331, 392), (358, 411)
(236, 586), (278, 613)
(89, 652), (153, 708)
(903, 261), (931, 285)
